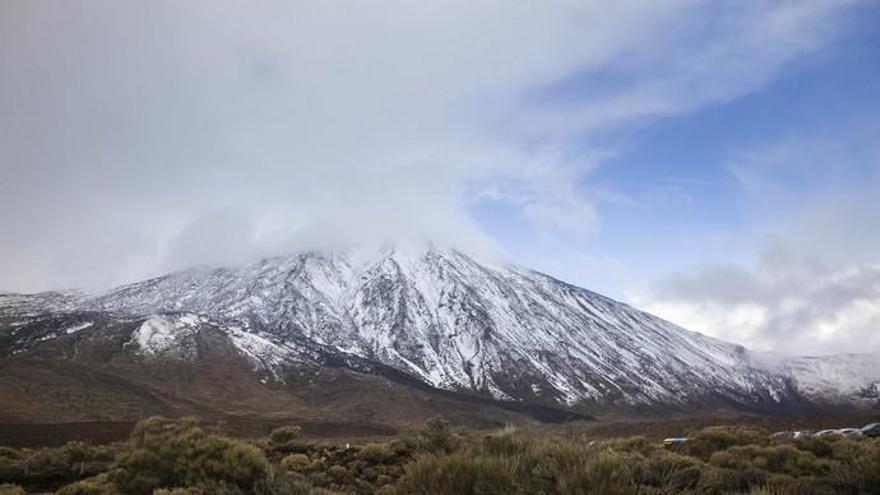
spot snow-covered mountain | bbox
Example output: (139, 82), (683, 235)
(2, 246), (878, 413)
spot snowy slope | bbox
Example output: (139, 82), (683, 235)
(1, 246), (877, 410)
(84, 247), (792, 406)
(780, 354), (880, 404)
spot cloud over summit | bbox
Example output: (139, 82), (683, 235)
(0, 0), (871, 360)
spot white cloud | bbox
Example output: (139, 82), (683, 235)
(636, 254), (880, 355)
(636, 122), (880, 355)
(519, 0), (863, 134)
(0, 0), (862, 291)
(635, 298), (771, 348)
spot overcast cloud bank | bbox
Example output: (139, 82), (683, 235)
(1, 1), (875, 354)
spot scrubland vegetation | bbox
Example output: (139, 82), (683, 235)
(1, 416), (878, 494)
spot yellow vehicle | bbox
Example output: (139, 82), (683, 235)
(663, 437), (689, 447)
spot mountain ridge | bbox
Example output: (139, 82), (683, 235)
(2, 246), (879, 420)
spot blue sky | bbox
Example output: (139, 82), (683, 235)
(466, 2), (880, 354)
(477, 2), (880, 297)
(2, 1), (879, 354)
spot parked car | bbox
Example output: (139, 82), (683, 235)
(861, 423), (880, 438)
(837, 428), (862, 436)
(815, 429), (842, 437)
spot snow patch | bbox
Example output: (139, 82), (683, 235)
(65, 321), (93, 334)
(129, 314), (200, 359)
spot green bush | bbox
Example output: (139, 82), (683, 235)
(679, 426), (767, 460)
(558, 451), (635, 495)
(401, 452), (516, 495)
(276, 479), (342, 495)
(280, 453), (312, 471)
(0, 484), (26, 495)
(358, 442), (397, 464)
(416, 417), (460, 455)
(327, 464), (349, 483)
(741, 487), (779, 495)
(709, 444), (830, 477)
(632, 450), (702, 490)
(697, 465), (766, 493)
(605, 435), (656, 456)
(479, 429), (530, 458)
(151, 489), (203, 495)
(401, 427), (637, 495)
(398, 426), (874, 495)
(0, 441), (119, 490)
(109, 417), (268, 495)
(829, 437), (880, 494)
(269, 426), (302, 446)
(22, 441), (117, 478)
(763, 474), (841, 495)
(793, 435), (835, 459)
(0, 447), (23, 462)
(6, 415), (877, 495)
(56, 475), (117, 495)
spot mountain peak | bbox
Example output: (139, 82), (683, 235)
(2, 247), (879, 414)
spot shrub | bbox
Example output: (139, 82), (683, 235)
(280, 453), (312, 472)
(158, 483), (248, 495)
(152, 489), (203, 495)
(327, 464), (349, 482)
(0, 484), (25, 495)
(477, 431), (568, 493)
(742, 488), (779, 495)
(557, 451), (635, 495)
(358, 442), (397, 464)
(762, 474), (841, 495)
(277, 479), (342, 495)
(21, 441), (117, 482)
(829, 438), (880, 494)
(0, 448), (23, 462)
(709, 444), (829, 477)
(403, 431), (636, 495)
(606, 435), (656, 456)
(697, 465), (766, 493)
(278, 480), (313, 495)
(56, 475), (117, 495)
(109, 417), (268, 495)
(6, 415), (876, 495)
(416, 417), (460, 454)
(269, 426), (302, 446)
(680, 426), (767, 460)
(401, 452), (515, 495)
(479, 430), (529, 458)
(633, 450), (702, 490)
(793, 436), (834, 459)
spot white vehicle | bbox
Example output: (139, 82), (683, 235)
(861, 423), (880, 438)
(814, 429), (841, 437)
(836, 428), (862, 436)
